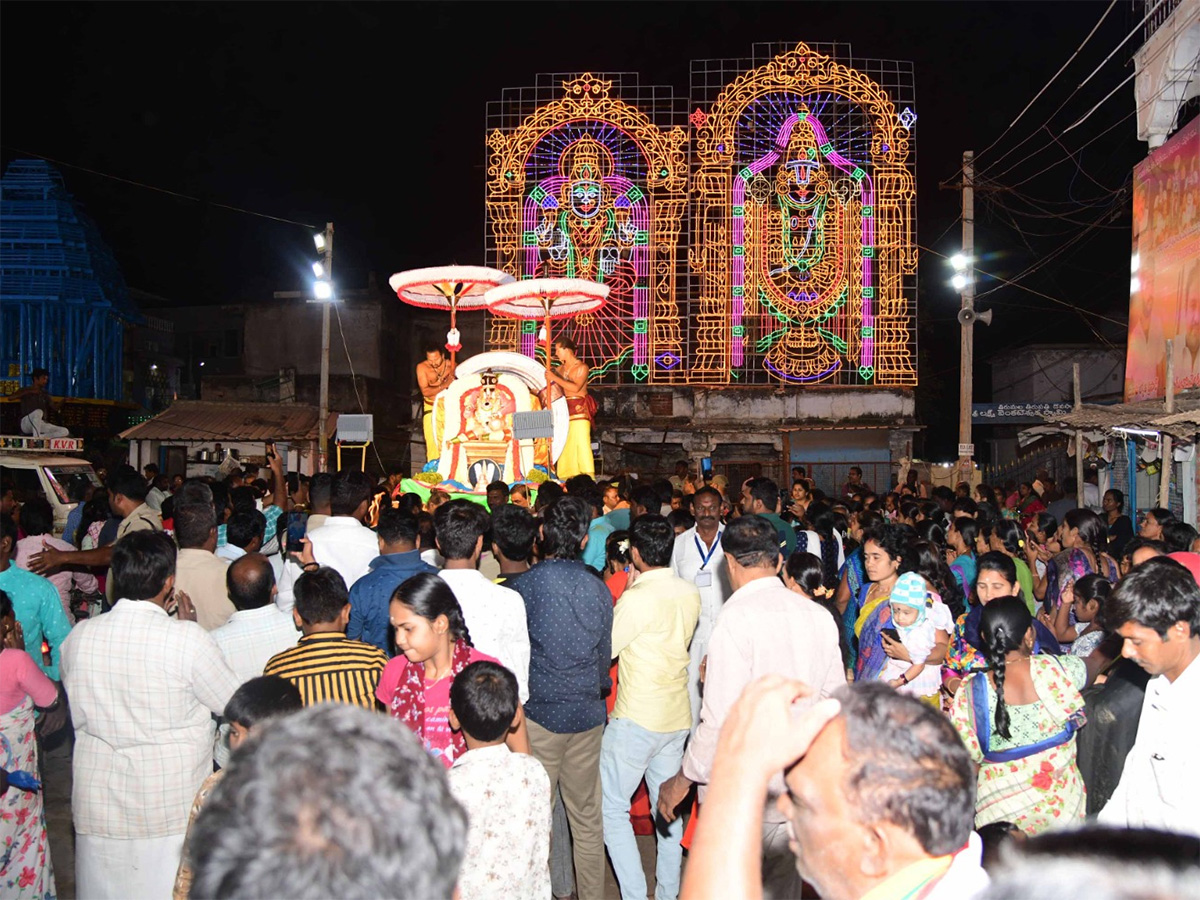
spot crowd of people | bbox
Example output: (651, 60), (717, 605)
(0, 457), (1198, 899)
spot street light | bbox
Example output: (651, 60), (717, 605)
(950, 253), (970, 272)
(310, 223), (335, 471)
(951, 273), (970, 292)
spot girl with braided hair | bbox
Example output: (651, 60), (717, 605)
(794, 501), (846, 590)
(378, 572), (528, 767)
(949, 596), (1090, 834)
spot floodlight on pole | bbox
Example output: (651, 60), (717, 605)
(313, 232), (327, 252)
(951, 273), (969, 292)
(312, 261), (325, 278)
(949, 253), (969, 272)
(314, 280), (333, 301)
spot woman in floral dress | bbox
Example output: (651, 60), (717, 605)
(949, 596), (1091, 835)
(1, 589), (59, 899)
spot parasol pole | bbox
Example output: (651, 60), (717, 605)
(544, 299), (554, 387)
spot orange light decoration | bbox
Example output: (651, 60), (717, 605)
(693, 43), (917, 385)
(486, 74), (688, 383)
(485, 46), (918, 388)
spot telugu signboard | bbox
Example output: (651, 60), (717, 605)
(1126, 117), (1200, 402)
(972, 403), (1073, 424)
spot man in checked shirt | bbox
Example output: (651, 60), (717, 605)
(60, 530), (241, 900)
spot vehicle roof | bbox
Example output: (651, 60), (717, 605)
(0, 455), (95, 467)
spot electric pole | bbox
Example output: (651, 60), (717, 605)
(959, 151), (975, 468)
(315, 222), (334, 471)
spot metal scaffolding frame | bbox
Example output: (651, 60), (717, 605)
(0, 160), (136, 400)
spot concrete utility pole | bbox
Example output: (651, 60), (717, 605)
(317, 222), (334, 471)
(959, 151), (975, 465)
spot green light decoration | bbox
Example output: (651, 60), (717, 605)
(817, 328), (848, 354)
(757, 326), (789, 353)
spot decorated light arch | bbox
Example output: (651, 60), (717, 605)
(486, 73), (689, 384)
(693, 42), (917, 386)
(485, 44), (917, 388)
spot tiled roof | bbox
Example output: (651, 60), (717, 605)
(119, 401), (337, 442)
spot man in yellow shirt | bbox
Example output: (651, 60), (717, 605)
(601, 513), (700, 900)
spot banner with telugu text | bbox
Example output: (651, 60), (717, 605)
(1125, 116), (1200, 402)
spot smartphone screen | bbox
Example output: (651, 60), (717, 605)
(701, 457), (713, 478)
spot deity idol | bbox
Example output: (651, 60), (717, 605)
(741, 108), (865, 382)
(526, 135), (646, 375)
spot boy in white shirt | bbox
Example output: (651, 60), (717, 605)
(448, 661), (551, 899)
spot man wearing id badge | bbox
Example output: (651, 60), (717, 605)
(670, 486), (731, 731)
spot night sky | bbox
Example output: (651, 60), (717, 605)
(1, 2), (1144, 456)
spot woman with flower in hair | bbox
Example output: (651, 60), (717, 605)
(783, 550), (850, 673)
(986, 518), (1036, 614)
(949, 596), (1091, 834)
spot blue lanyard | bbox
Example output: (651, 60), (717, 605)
(695, 530), (723, 570)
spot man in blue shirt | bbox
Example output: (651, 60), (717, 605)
(0, 515), (72, 680)
(581, 488), (614, 573)
(63, 478), (92, 547)
(346, 507), (435, 654)
(512, 495), (612, 900)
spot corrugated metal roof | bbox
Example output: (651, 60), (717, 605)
(1045, 398), (1200, 436)
(119, 401), (337, 442)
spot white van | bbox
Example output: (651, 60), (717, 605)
(0, 438), (102, 538)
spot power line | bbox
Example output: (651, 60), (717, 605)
(994, 1), (1119, 149)
(981, 20), (1196, 189)
(1, 144), (318, 228)
(1006, 107), (1138, 186)
(938, 0), (1122, 187)
(978, 0), (1167, 177)
(918, 243), (1127, 327)
(333, 302), (389, 474)
(1062, 69), (1137, 135)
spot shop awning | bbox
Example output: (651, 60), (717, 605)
(119, 401), (338, 443)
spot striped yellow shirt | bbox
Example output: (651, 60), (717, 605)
(263, 632), (387, 709)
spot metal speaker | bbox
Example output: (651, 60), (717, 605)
(957, 307), (994, 327)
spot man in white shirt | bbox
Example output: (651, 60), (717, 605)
(60, 530), (241, 900)
(670, 485), (731, 730)
(448, 660), (551, 899)
(1099, 556), (1200, 837)
(658, 514), (845, 899)
(211, 553), (300, 766)
(145, 473), (171, 513)
(307, 469), (379, 590)
(173, 499), (236, 631)
(435, 499), (531, 703)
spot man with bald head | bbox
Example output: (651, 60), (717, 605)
(210, 553), (300, 765)
(211, 553), (299, 683)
